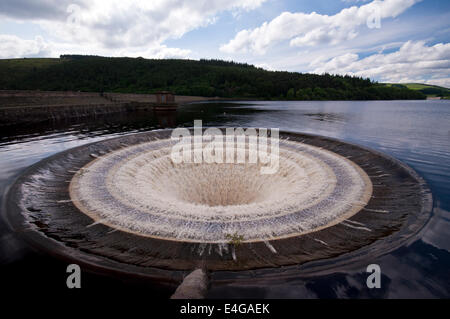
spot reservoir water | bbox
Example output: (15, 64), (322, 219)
(1, 100), (449, 297)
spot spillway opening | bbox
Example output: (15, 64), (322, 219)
(69, 134), (370, 243)
(157, 162), (285, 207)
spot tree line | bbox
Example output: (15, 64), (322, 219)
(0, 55), (425, 100)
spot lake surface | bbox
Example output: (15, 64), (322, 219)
(1, 100), (449, 297)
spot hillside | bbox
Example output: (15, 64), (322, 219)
(385, 83), (450, 99)
(0, 55), (425, 100)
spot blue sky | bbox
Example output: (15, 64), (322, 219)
(0, 0), (449, 87)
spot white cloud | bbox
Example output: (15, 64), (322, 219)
(311, 41), (450, 87)
(0, 33), (193, 59)
(0, 35), (51, 58)
(43, 0), (267, 48)
(254, 62), (276, 71)
(119, 44), (192, 59)
(220, 0), (419, 54)
(0, 0), (266, 58)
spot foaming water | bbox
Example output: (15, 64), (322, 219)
(69, 137), (371, 242)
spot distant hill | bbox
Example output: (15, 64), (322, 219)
(0, 55), (425, 100)
(384, 83), (449, 99)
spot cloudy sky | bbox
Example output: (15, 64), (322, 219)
(0, 0), (449, 87)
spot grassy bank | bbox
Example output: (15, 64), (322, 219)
(383, 83), (450, 99)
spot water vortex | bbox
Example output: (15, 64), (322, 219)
(70, 137), (372, 242)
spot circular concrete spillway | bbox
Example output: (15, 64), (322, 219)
(6, 129), (432, 275)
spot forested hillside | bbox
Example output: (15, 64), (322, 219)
(0, 55), (425, 100)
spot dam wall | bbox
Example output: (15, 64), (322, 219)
(0, 90), (212, 126)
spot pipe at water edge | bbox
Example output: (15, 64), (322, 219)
(171, 269), (209, 299)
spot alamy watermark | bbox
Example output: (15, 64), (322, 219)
(66, 4), (82, 27)
(366, 264), (381, 289)
(66, 264), (81, 289)
(366, 3), (381, 29)
(170, 120), (280, 174)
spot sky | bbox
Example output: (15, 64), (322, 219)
(0, 0), (449, 87)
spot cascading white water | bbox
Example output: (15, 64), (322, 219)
(69, 136), (372, 243)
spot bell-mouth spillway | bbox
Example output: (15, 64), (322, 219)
(5, 129), (432, 274)
(69, 134), (373, 243)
